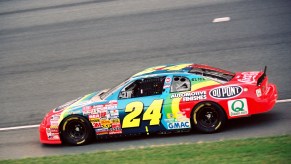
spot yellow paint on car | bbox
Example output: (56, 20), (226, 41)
(171, 98), (182, 118)
(191, 81), (219, 91)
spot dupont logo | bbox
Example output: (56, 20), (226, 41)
(210, 85), (243, 99)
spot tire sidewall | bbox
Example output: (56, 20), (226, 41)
(191, 102), (226, 133)
(60, 115), (94, 145)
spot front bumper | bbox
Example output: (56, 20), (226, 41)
(39, 119), (62, 145)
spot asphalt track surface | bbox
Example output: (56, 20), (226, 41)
(0, 0), (291, 160)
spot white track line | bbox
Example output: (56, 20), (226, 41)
(0, 124), (39, 131)
(276, 99), (291, 103)
(212, 17), (231, 23)
(0, 99), (290, 132)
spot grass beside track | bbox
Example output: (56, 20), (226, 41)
(1, 135), (290, 164)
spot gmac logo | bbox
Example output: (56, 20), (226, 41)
(210, 85), (243, 99)
(167, 121), (190, 129)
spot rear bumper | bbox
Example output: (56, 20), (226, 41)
(252, 83), (278, 114)
(39, 121), (62, 145)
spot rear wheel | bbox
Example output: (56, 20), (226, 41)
(60, 115), (94, 145)
(192, 102), (226, 133)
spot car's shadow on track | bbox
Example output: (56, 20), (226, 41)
(225, 112), (280, 131)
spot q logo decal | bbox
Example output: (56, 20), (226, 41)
(228, 98), (248, 117)
(231, 100), (245, 112)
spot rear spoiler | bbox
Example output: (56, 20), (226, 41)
(257, 66), (267, 86)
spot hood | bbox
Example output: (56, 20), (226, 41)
(53, 89), (109, 113)
(42, 89), (109, 129)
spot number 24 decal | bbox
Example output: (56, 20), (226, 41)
(122, 99), (163, 128)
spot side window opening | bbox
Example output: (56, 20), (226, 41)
(171, 76), (191, 92)
(119, 77), (165, 99)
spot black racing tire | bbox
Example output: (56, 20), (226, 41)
(60, 115), (95, 145)
(191, 102), (227, 133)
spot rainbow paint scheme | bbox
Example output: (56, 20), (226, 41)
(39, 63), (278, 145)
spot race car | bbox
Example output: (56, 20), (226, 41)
(39, 63), (278, 145)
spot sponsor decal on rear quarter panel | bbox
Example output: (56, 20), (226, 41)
(210, 85), (242, 99)
(228, 98), (249, 117)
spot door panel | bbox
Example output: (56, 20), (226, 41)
(118, 95), (165, 134)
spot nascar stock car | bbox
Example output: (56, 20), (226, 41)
(39, 63), (278, 145)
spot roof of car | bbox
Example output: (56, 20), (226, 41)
(131, 63), (235, 79)
(131, 63), (193, 78)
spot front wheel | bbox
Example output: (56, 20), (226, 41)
(191, 102), (226, 133)
(60, 115), (94, 145)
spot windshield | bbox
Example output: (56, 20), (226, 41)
(100, 78), (130, 100)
